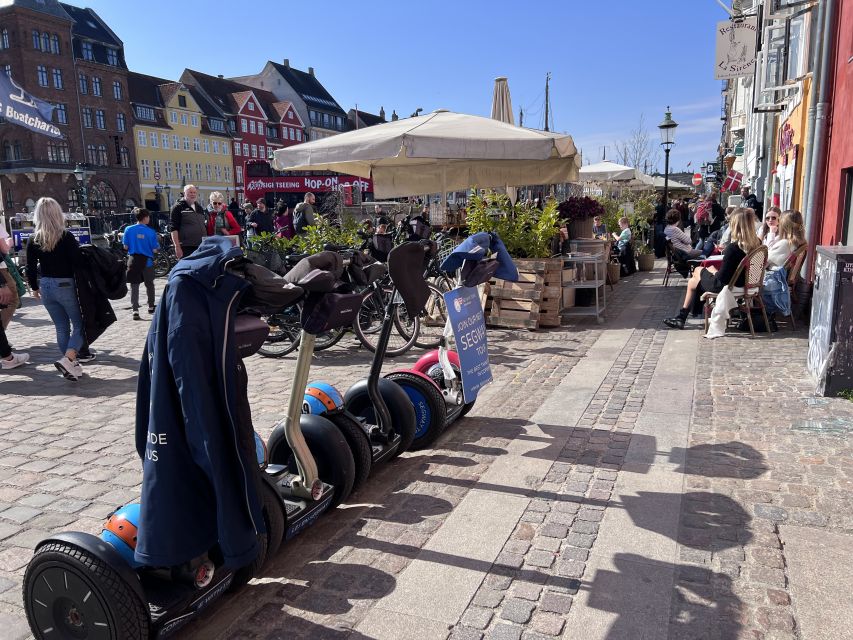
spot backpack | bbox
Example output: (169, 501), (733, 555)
(695, 201), (711, 226)
(293, 203), (310, 234)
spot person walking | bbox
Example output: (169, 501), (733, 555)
(0, 222), (20, 330)
(169, 184), (207, 259)
(0, 283), (27, 369)
(25, 197), (86, 380)
(247, 199), (274, 237)
(293, 192), (317, 235)
(123, 208), (159, 320)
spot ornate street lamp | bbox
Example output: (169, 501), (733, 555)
(73, 163), (89, 212)
(164, 183), (172, 208)
(658, 107), (678, 210)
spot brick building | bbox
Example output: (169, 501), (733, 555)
(0, 0), (139, 214)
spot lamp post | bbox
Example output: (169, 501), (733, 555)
(154, 180), (163, 210)
(164, 184), (172, 208)
(658, 107), (678, 210)
(73, 163), (89, 213)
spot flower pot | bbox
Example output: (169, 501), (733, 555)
(607, 262), (621, 284)
(637, 254), (655, 271)
(568, 217), (594, 240)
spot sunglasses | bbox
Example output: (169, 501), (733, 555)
(766, 216), (778, 220)
(212, 201), (223, 205)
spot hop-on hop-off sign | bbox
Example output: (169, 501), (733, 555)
(0, 72), (61, 138)
(444, 286), (493, 404)
(715, 17), (758, 80)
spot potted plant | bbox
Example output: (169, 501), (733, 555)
(636, 242), (655, 271)
(557, 196), (605, 240)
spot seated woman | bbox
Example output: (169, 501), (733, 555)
(758, 206), (782, 249)
(663, 209), (702, 259)
(663, 208), (761, 329)
(768, 209), (805, 270)
(592, 216), (607, 239)
(612, 216), (636, 276)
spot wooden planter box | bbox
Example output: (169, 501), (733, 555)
(487, 258), (562, 329)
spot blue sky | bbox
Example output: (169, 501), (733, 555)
(87, 0), (728, 173)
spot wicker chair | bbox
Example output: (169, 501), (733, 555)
(702, 245), (770, 338)
(663, 240), (690, 286)
(779, 244), (807, 330)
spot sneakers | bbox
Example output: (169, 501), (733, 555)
(663, 316), (686, 330)
(133, 310), (141, 321)
(77, 350), (96, 363)
(148, 305), (156, 314)
(55, 356), (83, 381)
(0, 352), (29, 369)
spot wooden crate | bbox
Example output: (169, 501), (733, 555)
(539, 261), (563, 328)
(487, 258), (562, 329)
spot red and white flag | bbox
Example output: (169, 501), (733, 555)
(721, 170), (743, 193)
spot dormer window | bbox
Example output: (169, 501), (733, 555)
(248, 102), (254, 111)
(82, 42), (93, 61)
(106, 48), (118, 66)
(178, 95), (187, 108)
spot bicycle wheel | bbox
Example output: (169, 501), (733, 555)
(414, 284), (448, 349)
(153, 252), (171, 278)
(353, 292), (420, 357)
(428, 273), (454, 294)
(314, 326), (346, 351)
(257, 305), (301, 357)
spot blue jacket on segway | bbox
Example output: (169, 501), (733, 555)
(439, 232), (519, 281)
(134, 236), (264, 569)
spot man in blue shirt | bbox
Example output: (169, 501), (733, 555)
(123, 208), (160, 320)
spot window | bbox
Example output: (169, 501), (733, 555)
(4, 64), (11, 77)
(1, 29), (9, 50)
(95, 109), (106, 130)
(32, 30), (40, 50)
(47, 140), (69, 163)
(192, 138), (200, 152)
(92, 77), (101, 96)
(161, 133), (169, 149)
(183, 136), (190, 150)
(203, 139), (209, 153)
(251, 144), (257, 158)
(150, 131), (158, 147)
(106, 48), (118, 66)
(242, 143), (249, 156)
(236, 166), (243, 185)
(165, 160), (173, 179)
(82, 108), (93, 128)
(170, 111), (178, 124)
(259, 145), (265, 159)
(171, 134), (178, 149)
(240, 118), (247, 133)
(37, 65), (48, 87)
(90, 181), (117, 210)
(209, 119), (225, 132)
(50, 34), (59, 54)
(137, 130), (147, 147)
(135, 105), (156, 121)
(248, 101), (254, 111)
(180, 113), (187, 126)
(153, 159), (161, 179)
(41, 32), (49, 53)
(289, 128), (295, 141)
(191, 115), (198, 127)
(120, 146), (129, 168)
(267, 126), (277, 138)
(112, 81), (122, 100)
(309, 110), (318, 125)
(205, 164), (211, 181)
(48, 68), (62, 89)
(212, 140), (219, 154)
(250, 120), (257, 134)
(141, 158), (150, 179)
(55, 103), (67, 124)
(82, 42), (94, 61)
(336, 116), (344, 130)
(185, 162), (191, 179)
(79, 73), (88, 94)
(233, 142), (240, 156)
(195, 163), (202, 180)
(322, 113), (330, 128)
(175, 163), (182, 180)
(86, 143), (97, 164)
(296, 129), (302, 141)
(228, 120), (236, 133)
(222, 142), (228, 155)
(215, 165), (222, 181)
(224, 166), (231, 182)
(178, 95), (187, 108)
(116, 113), (126, 132)
(12, 141), (21, 160)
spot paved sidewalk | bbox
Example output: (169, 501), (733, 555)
(1, 265), (851, 639)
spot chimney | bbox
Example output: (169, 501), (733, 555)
(379, 106), (385, 120)
(283, 58), (290, 68)
(308, 66), (315, 76)
(391, 110), (398, 121)
(217, 74), (223, 78)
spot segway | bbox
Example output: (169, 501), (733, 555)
(22, 251), (359, 639)
(301, 241), (437, 463)
(388, 232), (518, 449)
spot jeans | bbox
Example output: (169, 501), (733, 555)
(130, 266), (155, 311)
(40, 277), (84, 355)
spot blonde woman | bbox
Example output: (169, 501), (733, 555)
(25, 197), (85, 380)
(767, 210), (806, 270)
(664, 208), (761, 329)
(759, 206), (782, 248)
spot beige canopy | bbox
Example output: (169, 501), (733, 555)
(272, 109), (580, 199)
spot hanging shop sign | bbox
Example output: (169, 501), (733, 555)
(715, 17), (759, 80)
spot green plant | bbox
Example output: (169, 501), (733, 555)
(838, 389), (853, 402)
(247, 214), (362, 256)
(466, 190), (560, 259)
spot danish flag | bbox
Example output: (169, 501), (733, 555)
(721, 170), (743, 193)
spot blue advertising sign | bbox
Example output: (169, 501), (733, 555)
(12, 227), (90, 251)
(444, 286), (492, 403)
(0, 73), (61, 139)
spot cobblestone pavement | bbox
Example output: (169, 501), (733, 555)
(1, 267), (851, 640)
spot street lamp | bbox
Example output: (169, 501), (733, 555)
(164, 184), (172, 208)
(658, 107), (678, 210)
(154, 180), (163, 210)
(73, 163), (89, 212)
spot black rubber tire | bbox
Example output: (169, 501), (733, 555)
(314, 326), (346, 351)
(24, 541), (149, 640)
(325, 411), (372, 491)
(353, 291), (420, 357)
(385, 372), (448, 450)
(267, 415), (356, 508)
(343, 378), (417, 457)
(257, 306), (301, 358)
(259, 479), (285, 562)
(426, 362), (476, 419)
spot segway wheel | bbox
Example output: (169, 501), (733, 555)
(325, 412), (373, 491)
(230, 526), (268, 592)
(343, 378), (417, 457)
(267, 415), (356, 508)
(24, 541), (149, 640)
(385, 372), (447, 450)
(425, 363), (476, 419)
(259, 479), (285, 562)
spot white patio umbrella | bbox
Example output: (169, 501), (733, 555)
(490, 76), (518, 204)
(271, 110), (580, 200)
(578, 160), (644, 183)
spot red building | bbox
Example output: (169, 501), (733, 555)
(819, 0), (853, 246)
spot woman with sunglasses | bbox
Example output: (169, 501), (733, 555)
(206, 191), (242, 242)
(758, 206), (782, 249)
(767, 209), (806, 269)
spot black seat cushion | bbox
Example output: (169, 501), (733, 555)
(388, 241), (435, 317)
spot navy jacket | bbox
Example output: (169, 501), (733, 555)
(134, 236), (264, 568)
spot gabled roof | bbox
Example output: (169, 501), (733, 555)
(128, 71), (170, 107)
(182, 69), (247, 115)
(268, 62), (346, 116)
(0, 0), (72, 21)
(59, 3), (121, 47)
(357, 110), (386, 127)
(271, 101), (304, 127)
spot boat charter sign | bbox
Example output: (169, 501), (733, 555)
(0, 73), (62, 138)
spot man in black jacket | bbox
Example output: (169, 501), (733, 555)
(740, 185), (763, 220)
(169, 184), (207, 259)
(247, 199), (274, 237)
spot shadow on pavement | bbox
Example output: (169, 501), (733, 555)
(674, 441), (769, 480)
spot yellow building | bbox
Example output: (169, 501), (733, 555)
(128, 72), (235, 212)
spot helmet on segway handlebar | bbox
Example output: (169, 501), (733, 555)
(302, 381), (344, 415)
(99, 502), (143, 568)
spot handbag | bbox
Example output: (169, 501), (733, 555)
(300, 290), (366, 334)
(3, 255), (27, 296)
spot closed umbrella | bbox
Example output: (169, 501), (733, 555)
(490, 76), (517, 204)
(271, 110), (580, 200)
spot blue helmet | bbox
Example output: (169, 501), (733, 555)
(100, 503), (143, 569)
(302, 381), (344, 415)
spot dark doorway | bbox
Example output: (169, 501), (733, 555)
(842, 168), (853, 245)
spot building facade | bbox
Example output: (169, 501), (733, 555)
(129, 72), (234, 211)
(0, 0), (139, 213)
